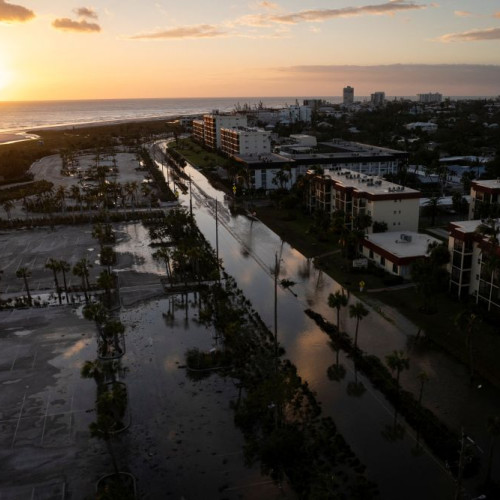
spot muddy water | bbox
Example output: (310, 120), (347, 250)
(160, 158), (500, 499)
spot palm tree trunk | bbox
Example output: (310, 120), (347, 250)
(354, 319), (360, 349)
(23, 276), (32, 306)
(61, 269), (69, 303)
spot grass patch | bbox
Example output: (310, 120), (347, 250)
(168, 138), (230, 170)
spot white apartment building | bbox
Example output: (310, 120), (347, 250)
(192, 119), (205, 143)
(469, 179), (500, 220)
(448, 219), (500, 311)
(361, 231), (440, 277)
(278, 105), (312, 124)
(307, 168), (421, 232)
(418, 93), (443, 104)
(220, 127), (271, 157)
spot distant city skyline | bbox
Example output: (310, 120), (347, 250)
(0, 1), (499, 101)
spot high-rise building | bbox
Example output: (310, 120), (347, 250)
(343, 86), (354, 105)
(370, 92), (385, 106)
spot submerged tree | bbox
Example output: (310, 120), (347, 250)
(349, 302), (369, 350)
(16, 266), (32, 306)
(327, 290), (348, 331)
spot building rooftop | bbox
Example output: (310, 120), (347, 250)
(236, 152), (291, 165)
(364, 231), (440, 258)
(318, 168), (420, 197)
(471, 179), (500, 190)
(450, 219), (500, 235)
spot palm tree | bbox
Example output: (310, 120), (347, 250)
(83, 302), (108, 343)
(45, 258), (62, 304)
(486, 415), (500, 484)
(97, 270), (115, 306)
(103, 319), (125, 356)
(2, 200), (14, 221)
(454, 309), (479, 383)
(417, 371), (430, 405)
(385, 350), (410, 392)
(349, 302), (369, 350)
(73, 258), (92, 304)
(153, 247), (173, 284)
(327, 290), (348, 331)
(425, 195), (441, 226)
(58, 260), (71, 303)
(16, 267), (32, 306)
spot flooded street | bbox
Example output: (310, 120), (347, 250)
(160, 155), (500, 499)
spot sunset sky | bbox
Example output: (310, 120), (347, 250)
(0, 0), (499, 101)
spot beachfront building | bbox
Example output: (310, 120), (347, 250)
(193, 112), (248, 150)
(278, 139), (407, 176)
(418, 93), (443, 104)
(370, 92), (385, 107)
(220, 126), (271, 157)
(306, 167), (421, 232)
(361, 231), (440, 277)
(343, 86), (354, 105)
(469, 179), (500, 220)
(448, 219), (500, 311)
(192, 119), (205, 144)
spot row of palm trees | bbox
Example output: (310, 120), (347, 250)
(12, 257), (95, 307)
(327, 289), (500, 488)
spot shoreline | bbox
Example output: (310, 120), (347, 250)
(0, 132), (40, 145)
(0, 113), (200, 138)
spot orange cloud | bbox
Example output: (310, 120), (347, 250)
(52, 18), (101, 33)
(454, 10), (474, 17)
(494, 12), (500, 19)
(438, 27), (500, 42)
(74, 7), (98, 19)
(128, 24), (227, 40)
(258, 1), (279, 9)
(0, 0), (34, 23)
(238, 0), (432, 26)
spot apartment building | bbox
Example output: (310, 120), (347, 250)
(343, 86), (354, 105)
(418, 93), (443, 104)
(469, 179), (500, 219)
(193, 112), (248, 150)
(370, 92), (385, 106)
(279, 140), (407, 176)
(307, 168), (421, 232)
(448, 219), (500, 311)
(220, 127), (271, 157)
(361, 231), (440, 277)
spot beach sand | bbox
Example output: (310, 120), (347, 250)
(0, 131), (38, 145)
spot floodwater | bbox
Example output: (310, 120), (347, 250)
(157, 149), (500, 499)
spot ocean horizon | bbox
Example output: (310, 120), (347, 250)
(0, 95), (497, 134)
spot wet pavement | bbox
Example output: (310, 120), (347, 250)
(165, 153), (500, 500)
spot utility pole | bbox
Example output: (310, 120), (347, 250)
(274, 252), (279, 363)
(189, 175), (193, 216)
(215, 199), (219, 280)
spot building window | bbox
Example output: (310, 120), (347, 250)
(369, 250), (374, 259)
(393, 263), (398, 274)
(381, 256), (385, 265)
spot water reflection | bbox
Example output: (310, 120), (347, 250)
(153, 153), (500, 499)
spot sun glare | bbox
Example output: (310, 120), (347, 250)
(0, 59), (12, 93)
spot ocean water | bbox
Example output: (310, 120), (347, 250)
(0, 97), (328, 133)
(0, 96), (494, 133)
